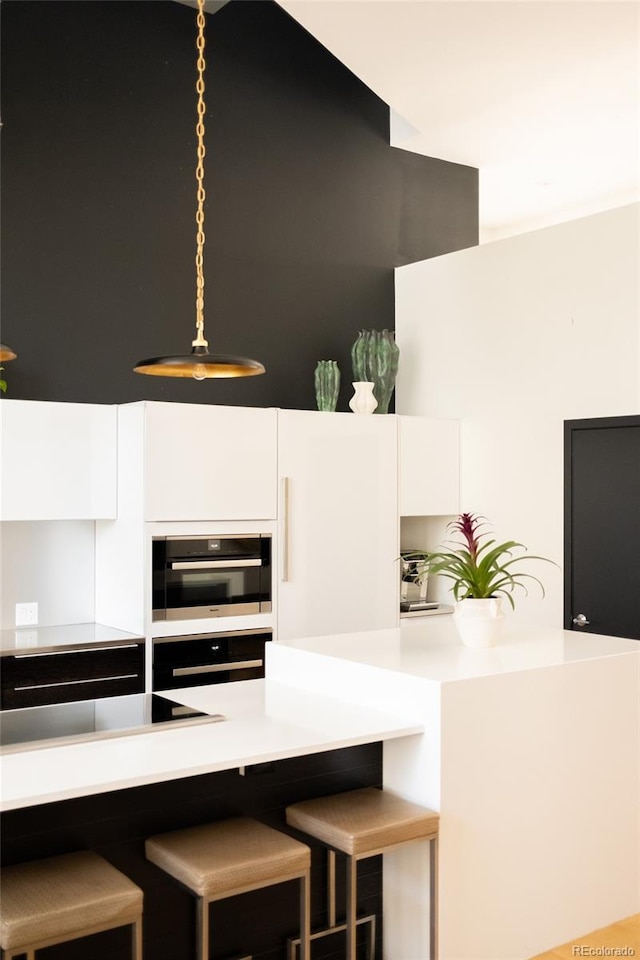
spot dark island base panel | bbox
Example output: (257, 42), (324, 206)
(1, 743), (382, 960)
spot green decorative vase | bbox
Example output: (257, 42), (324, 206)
(314, 360), (340, 412)
(351, 329), (400, 414)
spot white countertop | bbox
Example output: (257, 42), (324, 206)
(274, 618), (639, 684)
(0, 678), (422, 811)
(2, 620), (637, 812)
(0, 622), (144, 656)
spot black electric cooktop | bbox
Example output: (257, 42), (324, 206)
(0, 693), (225, 753)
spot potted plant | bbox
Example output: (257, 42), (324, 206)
(403, 512), (555, 647)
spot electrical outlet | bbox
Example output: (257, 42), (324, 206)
(15, 602), (38, 626)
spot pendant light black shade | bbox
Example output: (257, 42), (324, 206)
(134, 0), (265, 381)
(133, 344), (265, 379)
(0, 344), (17, 362)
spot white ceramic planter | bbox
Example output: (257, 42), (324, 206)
(349, 381), (378, 415)
(454, 597), (505, 648)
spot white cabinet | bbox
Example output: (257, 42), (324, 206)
(277, 411), (399, 641)
(399, 416), (459, 516)
(0, 400), (117, 520)
(121, 401), (278, 521)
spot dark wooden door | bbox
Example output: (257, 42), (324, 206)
(564, 416), (640, 640)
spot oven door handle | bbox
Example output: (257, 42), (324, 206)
(169, 559), (262, 570)
(172, 659), (263, 677)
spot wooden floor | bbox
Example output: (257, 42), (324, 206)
(532, 914), (640, 959)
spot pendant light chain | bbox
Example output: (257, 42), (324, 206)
(132, 0), (265, 378)
(193, 0), (208, 348)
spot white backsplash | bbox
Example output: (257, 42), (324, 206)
(0, 521), (95, 629)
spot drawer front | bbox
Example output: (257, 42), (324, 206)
(153, 631), (270, 691)
(1, 644), (145, 710)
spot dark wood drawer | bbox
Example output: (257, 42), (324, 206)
(1, 643), (145, 710)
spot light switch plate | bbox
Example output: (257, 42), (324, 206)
(15, 602), (38, 626)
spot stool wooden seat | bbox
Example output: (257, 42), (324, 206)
(145, 816), (311, 960)
(286, 787), (439, 960)
(0, 850), (143, 960)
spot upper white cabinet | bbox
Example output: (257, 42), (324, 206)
(399, 416), (459, 516)
(0, 399), (117, 520)
(121, 401), (278, 521)
(277, 410), (399, 641)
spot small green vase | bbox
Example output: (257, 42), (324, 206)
(351, 329), (399, 414)
(314, 360), (340, 412)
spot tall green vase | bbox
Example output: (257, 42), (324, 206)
(351, 329), (400, 414)
(314, 360), (340, 412)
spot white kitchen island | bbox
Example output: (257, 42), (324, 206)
(268, 619), (640, 960)
(1, 619), (638, 960)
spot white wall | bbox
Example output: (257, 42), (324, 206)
(0, 521), (95, 629)
(396, 203), (640, 626)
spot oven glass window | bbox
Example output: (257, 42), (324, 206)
(166, 564), (263, 610)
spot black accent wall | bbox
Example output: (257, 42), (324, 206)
(1, 0), (478, 410)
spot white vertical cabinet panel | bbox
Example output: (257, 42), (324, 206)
(0, 400), (116, 520)
(278, 411), (399, 642)
(399, 416), (459, 516)
(143, 402), (277, 521)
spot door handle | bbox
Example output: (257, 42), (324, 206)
(281, 476), (291, 582)
(572, 613), (590, 627)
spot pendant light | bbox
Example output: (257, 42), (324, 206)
(134, 0), (264, 380)
(0, 345), (17, 362)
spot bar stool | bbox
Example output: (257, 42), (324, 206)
(286, 787), (439, 960)
(145, 817), (311, 960)
(0, 850), (143, 959)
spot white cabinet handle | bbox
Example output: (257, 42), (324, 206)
(281, 476), (291, 582)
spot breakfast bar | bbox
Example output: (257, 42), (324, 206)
(0, 681), (421, 810)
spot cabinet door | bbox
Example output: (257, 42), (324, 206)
(278, 411), (398, 641)
(144, 402), (278, 521)
(399, 416), (459, 516)
(0, 400), (117, 520)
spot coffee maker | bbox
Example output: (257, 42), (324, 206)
(400, 554), (436, 611)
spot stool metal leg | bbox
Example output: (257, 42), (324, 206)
(131, 916), (143, 960)
(299, 869), (311, 960)
(196, 897), (209, 960)
(346, 856), (357, 960)
(327, 849), (337, 928)
(286, 853), (376, 960)
(367, 913), (376, 960)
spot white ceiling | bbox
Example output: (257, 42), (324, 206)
(276, 0), (640, 241)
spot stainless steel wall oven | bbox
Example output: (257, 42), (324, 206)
(152, 535), (272, 622)
(152, 628), (271, 691)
